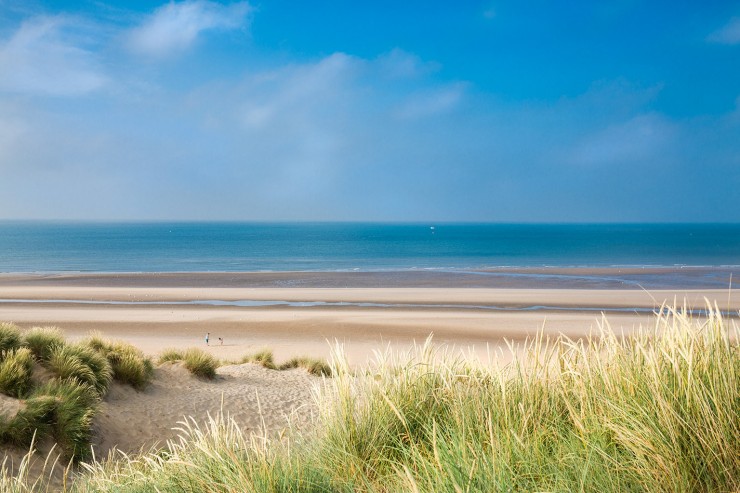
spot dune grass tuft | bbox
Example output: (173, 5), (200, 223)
(22, 326), (66, 363)
(0, 322), (23, 354)
(0, 395), (56, 449)
(109, 351), (155, 390)
(181, 349), (219, 380)
(0, 378), (99, 462)
(82, 333), (154, 390)
(158, 348), (219, 380)
(233, 350), (331, 376)
(239, 349), (277, 369)
(68, 305), (739, 493)
(0, 348), (34, 398)
(47, 345), (113, 397)
(80, 331), (108, 355)
(278, 357), (332, 376)
(157, 348), (184, 364)
(34, 379), (99, 462)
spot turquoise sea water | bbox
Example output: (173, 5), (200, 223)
(0, 222), (738, 273)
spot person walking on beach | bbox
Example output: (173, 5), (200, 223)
(205, 332), (210, 345)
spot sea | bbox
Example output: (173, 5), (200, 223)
(0, 222), (738, 273)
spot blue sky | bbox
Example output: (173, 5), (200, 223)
(0, 1), (738, 222)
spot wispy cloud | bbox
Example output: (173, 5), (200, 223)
(394, 83), (466, 119)
(375, 48), (440, 79)
(708, 17), (740, 44)
(127, 0), (251, 57)
(236, 53), (362, 130)
(0, 16), (107, 96)
(568, 113), (676, 167)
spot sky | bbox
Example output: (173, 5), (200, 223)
(0, 1), (738, 222)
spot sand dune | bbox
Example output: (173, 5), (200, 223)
(1, 360), (322, 487)
(95, 362), (320, 455)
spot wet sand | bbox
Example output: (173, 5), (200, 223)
(0, 271), (737, 364)
(0, 266), (737, 289)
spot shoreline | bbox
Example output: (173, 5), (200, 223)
(0, 271), (737, 365)
(0, 266), (738, 290)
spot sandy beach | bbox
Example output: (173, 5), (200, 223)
(0, 271), (737, 364)
(1, 270), (738, 481)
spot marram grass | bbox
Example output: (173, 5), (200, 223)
(1, 378), (100, 463)
(0, 348), (34, 398)
(22, 327), (66, 363)
(0, 323), (23, 354)
(236, 350), (332, 376)
(158, 348), (219, 379)
(239, 349), (277, 369)
(81, 333), (154, 390)
(62, 305), (739, 493)
(0, 331), (158, 469)
(46, 345), (112, 397)
(157, 348), (186, 365)
(278, 356), (333, 376)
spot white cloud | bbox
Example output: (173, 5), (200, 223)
(394, 83), (466, 119)
(128, 0), (250, 57)
(567, 113), (676, 167)
(708, 17), (740, 44)
(237, 53), (361, 129)
(375, 48), (439, 79)
(0, 17), (106, 96)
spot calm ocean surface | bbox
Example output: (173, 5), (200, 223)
(0, 222), (738, 273)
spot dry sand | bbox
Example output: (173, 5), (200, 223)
(1, 272), (738, 485)
(0, 280), (737, 363)
(96, 362), (320, 455)
(1, 362), (323, 487)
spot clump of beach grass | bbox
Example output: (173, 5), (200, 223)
(22, 327), (66, 363)
(82, 333), (154, 390)
(236, 349), (331, 375)
(69, 305), (739, 493)
(109, 350), (154, 390)
(0, 348), (34, 398)
(157, 349), (184, 365)
(223, 350), (331, 376)
(0, 329), (156, 470)
(239, 349), (277, 369)
(46, 345), (112, 397)
(0, 379), (99, 462)
(0, 323), (23, 354)
(278, 357), (332, 376)
(158, 348), (219, 380)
